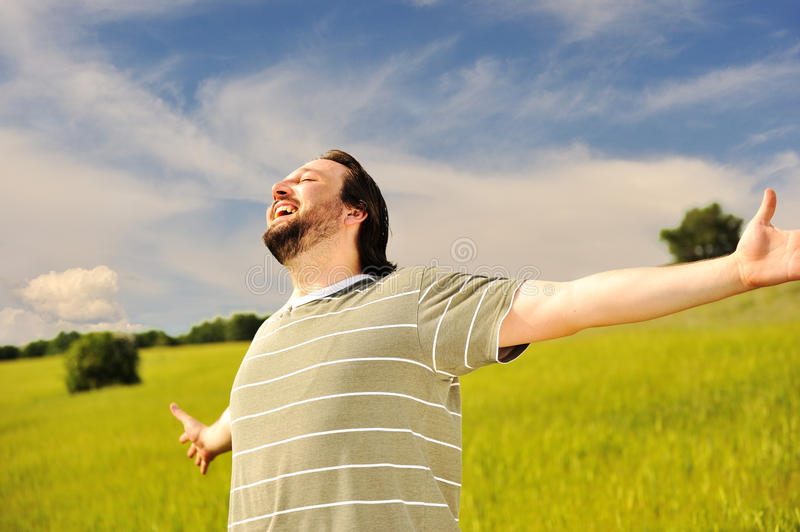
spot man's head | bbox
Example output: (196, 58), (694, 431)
(262, 150), (396, 276)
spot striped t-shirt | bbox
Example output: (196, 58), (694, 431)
(228, 266), (527, 530)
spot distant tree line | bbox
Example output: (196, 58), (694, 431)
(0, 312), (268, 362)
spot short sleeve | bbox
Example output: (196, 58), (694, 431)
(416, 267), (529, 377)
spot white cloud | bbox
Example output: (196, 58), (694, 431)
(0, 0), (205, 29)
(0, 1), (211, 67)
(0, 308), (51, 345)
(0, 0), (265, 297)
(733, 125), (797, 152)
(640, 56), (800, 115)
(20, 266), (124, 323)
(0, 265), (143, 345)
(469, 0), (703, 41)
(67, 0), (202, 18)
(0, 2), (262, 201)
(422, 57), (514, 131)
(0, 306), (142, 346)
(0, 55), (258, 192)
(0, 128), (205, 281)
(195, 38), (457, 173)
(754, 151), (800, 221)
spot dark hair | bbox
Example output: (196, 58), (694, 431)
(320, 149), (396, 277)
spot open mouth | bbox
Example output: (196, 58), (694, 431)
(274, 204), (298, 219)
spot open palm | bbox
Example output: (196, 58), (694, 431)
(734, 189), (800, 288)
(170, 403), (218, 475)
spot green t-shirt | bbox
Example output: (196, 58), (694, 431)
(228, 266), (527, 530)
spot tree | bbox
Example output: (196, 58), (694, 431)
(64, 332), (140, 393)
(174, 312), (269, 344)
(47, 331), (81, 355)
(21, 339), (49, 358)
(660, 202), (743, 263)
(226, 313), (266, 341)
(180, 317), (227, 344)
(0, 345), (20, 361)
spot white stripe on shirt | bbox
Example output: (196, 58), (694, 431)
(232, 391), (461, 425)
(431, 276), (472, 374)
(311, 271), (408, 303)
(418, 280), (438, 304)
(232, 357), (435, 394)
(288, 274), (377, 309)
(230, 462), (459, 494)
(245, 324), (417, 363)
(228, 499), (452, 529)
(463, 279), (498, 370)
(233, 427), (461, 458)
(433, 475), (461, 487)
(253, 290), (420, 342)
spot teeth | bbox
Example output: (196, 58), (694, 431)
(275, 205), (297, 217)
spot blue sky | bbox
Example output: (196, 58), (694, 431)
(1, 0), (798, 345)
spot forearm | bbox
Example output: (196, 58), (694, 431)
(205, 407), (232, 454)
(562, 254), (750, 332)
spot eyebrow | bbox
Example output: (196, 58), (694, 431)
(298, 167), (323, 176)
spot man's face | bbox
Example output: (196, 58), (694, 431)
(262, 159), (348, 265)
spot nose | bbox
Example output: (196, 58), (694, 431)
(271, 180), (291, 201)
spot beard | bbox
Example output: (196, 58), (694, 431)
(262, 199), (343, 265)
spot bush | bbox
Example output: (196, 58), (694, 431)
(134, 329), (177, 348)
(0, 345), (20, 360)
(64, 332), (141, 393)
(21, 340), (49, 358)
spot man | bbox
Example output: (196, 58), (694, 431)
(171, 150), (799, 530)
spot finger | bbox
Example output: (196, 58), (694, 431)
(195, 455), (202, 466)
(179, 432), (189, 444)
(187, 443), (197, 458)
(201, 460), (208, 475)
(170, 402), (191, 424)
(756, 188), (777, 225)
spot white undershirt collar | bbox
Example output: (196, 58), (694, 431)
(287, 274), (377, 310)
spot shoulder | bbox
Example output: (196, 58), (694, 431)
(366, 265), (426, 295)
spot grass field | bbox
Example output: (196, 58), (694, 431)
(1, 283), (799, 530)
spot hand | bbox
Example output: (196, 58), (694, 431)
(733, 189), (800, 288)
(170, 402), (220, 475)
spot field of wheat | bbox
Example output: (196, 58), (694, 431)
(2, 283), (798, 530)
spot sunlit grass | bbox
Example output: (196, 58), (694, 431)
(0, 342), (245, 531)
(461, 323), (799, 531)
(1, 284), (798, 530)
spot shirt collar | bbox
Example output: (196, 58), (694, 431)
(287, 274), (377, 310)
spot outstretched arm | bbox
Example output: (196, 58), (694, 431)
(500, 189), (800, 346)
(170, 403), (232, 475)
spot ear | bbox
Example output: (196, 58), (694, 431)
(344, 208), (368, 226)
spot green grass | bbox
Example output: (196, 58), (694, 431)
(2, 284), (799, 530)
(0, 342), (245, 531)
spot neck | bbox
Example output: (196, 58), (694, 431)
(284, 239), (363, 299)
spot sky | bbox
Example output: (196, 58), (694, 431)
(1, 0), (798, 346)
